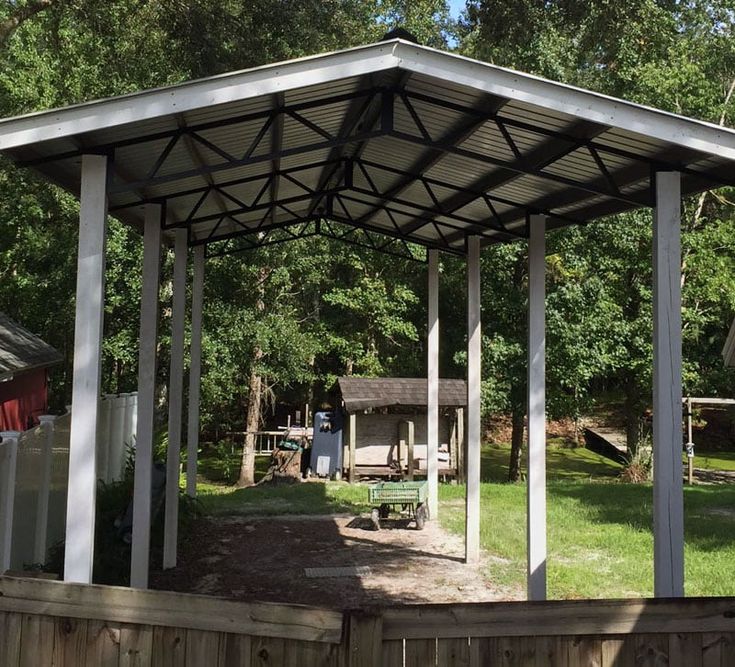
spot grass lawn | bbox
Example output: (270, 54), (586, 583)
(193, 444), (735, 599)
(692, 449), (735, 471)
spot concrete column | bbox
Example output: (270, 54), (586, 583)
(34, 416), (56, 564)
(186, 245), (205, 498)
(465, 235), (481, 564)
(427, 249), (439, 520)
(653, 171), (684, 597)
(131, 203), (162, 589)
(163, 228), (188, 570)
(527, 214), (547, 600)
(0, 431), (20, 572)
(64, 152), (108, 583)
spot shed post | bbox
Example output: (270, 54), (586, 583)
(64, 153), (108, 583)
(427, 248), (439, 519)
(465, 235), (481, 564)
(653, 171), (684, 597)
(348, 413), (357, 483)
(186, 245), (205, 498)
(163, 228), (188, 570)
(527, 213), (547, 600)
(406, 420), (415, 481)
(0, 431), (19, 572)
(34, 416), (56, 564)
(457, 407), (465, 482)
(131, 203), (162, 589)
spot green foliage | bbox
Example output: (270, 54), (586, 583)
(45, 472), (202, 585)
(2, 0), (735, 454)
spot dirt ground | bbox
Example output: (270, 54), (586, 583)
(151, 513), (521, 609)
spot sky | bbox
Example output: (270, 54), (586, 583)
(448, 0), (466, 19)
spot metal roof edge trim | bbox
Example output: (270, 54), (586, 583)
(394, 42), (735, 163)
(0, 41), (402, 151)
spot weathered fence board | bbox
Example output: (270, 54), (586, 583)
(3, 577), (735, 666)
(0, 576), (342, 643)
(382, 597), (735, 640)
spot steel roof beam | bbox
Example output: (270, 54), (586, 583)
(205, 218), (431, 262)
(494, 145), (690, 226)
(305, 71), (412, 219)
(352, 94), (508, 228)
(269, 93), (285, 226)
(397, 119), (609, 239)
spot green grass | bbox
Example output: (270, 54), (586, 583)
(197, 478), (371, 516)
(193, 445), (735, 599)
(692, 450), (735, 471)
(481, 443), (622, 482)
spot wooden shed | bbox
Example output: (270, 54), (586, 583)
(0, 313), (62, 431)
(337, 377), (466, 481)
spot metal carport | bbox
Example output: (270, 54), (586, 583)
(2, 36), (735, 600)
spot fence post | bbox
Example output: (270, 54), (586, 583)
(34, 416), (56, 564)
(110, 394), (125, 482)
(0, 431), (20, 572)
(97, 397), (111, 483)
(347, 612), (383, 667)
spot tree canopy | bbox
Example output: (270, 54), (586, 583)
(1, 0), (734, 482)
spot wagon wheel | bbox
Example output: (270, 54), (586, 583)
(370, 507), (381, 531)
(379, 503), (391, 519)
(415, 503), (428, 530)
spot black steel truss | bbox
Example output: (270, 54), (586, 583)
(203, 218), (429, 262)
(25, 80), (731, 258)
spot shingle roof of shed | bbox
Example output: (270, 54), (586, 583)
(0, 313), (62, 381)
(338, 376), (466, 412)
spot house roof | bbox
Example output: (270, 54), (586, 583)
(338, 376), (466, 412)
(1, 38), (735, 259)
(0, 313), (62, 381)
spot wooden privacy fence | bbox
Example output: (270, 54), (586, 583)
(1, 576), (735, 666)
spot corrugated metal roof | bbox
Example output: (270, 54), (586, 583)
(1, 38), (735, 259)
(338, 377), (467, 412)
(0, 313), (62, 381)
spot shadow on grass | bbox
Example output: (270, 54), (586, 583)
(480, 445), (622, 483)
(548, 482), (735, 552)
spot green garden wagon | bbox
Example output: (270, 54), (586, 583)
(367, 481), (429, 530)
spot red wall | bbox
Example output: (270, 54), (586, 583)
(0, 368), (49, 432)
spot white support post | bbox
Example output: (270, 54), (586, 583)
(527, 214), (547, 600)
(465, 235), (481, 564)
(186, 245), (205, 498)
(163, 228), (188, 570)
(34, 416), (56, 564)
(427, 249), (439, 520)
(653, 171), (684, 598)
(0, 432), (20, 572)
(64, 153), (108, 584)
(131, 204), (162, 589)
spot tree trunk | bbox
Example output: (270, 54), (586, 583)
(508, 406), (525, 482)
(623, 372), (641, 459)
(237, 358), (262, 487)
(0, 0), (56, 45)
(237, 265), (268, 486)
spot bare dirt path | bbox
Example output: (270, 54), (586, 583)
(151, 514), (521, 609)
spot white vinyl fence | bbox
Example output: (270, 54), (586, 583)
(0, 392), (137, 572)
